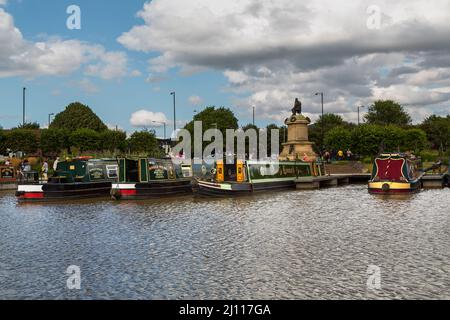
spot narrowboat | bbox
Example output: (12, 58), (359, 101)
(0, 164), (17, 190)
(110, 157), (193, 200)
(196, 159), (325, 197)
(16, 157), (118, 201)
(368, 153), (423, 194)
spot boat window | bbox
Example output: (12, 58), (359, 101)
(106, 165), (118, 179)
(89, 166), (105, 181)
(0, 166), (15, 179)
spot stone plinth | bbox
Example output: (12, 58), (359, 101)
(279, 114), (317, 161)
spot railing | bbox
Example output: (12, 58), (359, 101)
(17, 171), (40, 184)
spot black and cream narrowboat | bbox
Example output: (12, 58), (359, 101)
(110, 157), (193, 200)
(16, 157), (118, 201)
(196, 159), (325, 197)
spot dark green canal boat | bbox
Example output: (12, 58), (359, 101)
(16, 157), (118, 201)
(110, 157), (193, 200)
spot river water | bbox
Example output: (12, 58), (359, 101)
(0, 185), (449, 300)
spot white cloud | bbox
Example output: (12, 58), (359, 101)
(0, 8), (129, 80)
(84, 51), (128, 80)
(119, 0), (450, 123)
(188, 95), (203, 106)
(69, 78), (100, 94)
(130, 110), (169, 127)
(130, 69), (142, 77)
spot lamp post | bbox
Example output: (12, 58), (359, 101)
(315, 92), (324, 150)
(357, 105), (365, 125)
(252, 106), (255, 126)
(170, 91), (176, 134)
(22, 87), (26, 126)
(48, 113), (54, 127)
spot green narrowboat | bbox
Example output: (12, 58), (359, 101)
(196, 159), (325, 197)
(110, 157), (193, 200)
(16, 157), (118, 201)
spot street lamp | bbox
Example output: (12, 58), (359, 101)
(22, 87), (26, 126)
(170, 91), (176, 134)
(315, 92), (324, 150)
(357, 105), (365, 125)
(48, 113), (54, 127)
(252, 106), (255, 126)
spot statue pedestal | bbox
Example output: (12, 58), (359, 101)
(279, 114), (317, 161)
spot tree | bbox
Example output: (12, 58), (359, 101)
(14, 122), (40, 130)
(420, 115), (450, 153)
(69, 129), (101, 152)
(402, 128), (428, 153)
(324, 126), (352, 151)
(50, 102), (108, 132)
(100, 130), (127, 153)
(40, 129), (68, 155)
(183, 106), (239, 157)
(364, 100), (412, 126)
(3, 129), (39, 154)
(127, 130), (161, 156)
(309, 113), (352, 150)
(184, 106), (239, 134)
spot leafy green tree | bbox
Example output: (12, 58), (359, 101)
(40, 129), (67, 155)
(324, 126), (352, 151)
(309, 113), (352, 149)
(69, 129), (101, 152)
(420, 115), (450, 152)
(350, 125), (385, 156)
(127, 130), (161, 156)
(364, 100), (412, 126)
(183, 106), (239, 156)
(3, 129), (39, 154)
(184, 107), (239, 134)
(100, 130), (127, 153)
(402, 128), (428, 153)
(14, 122), (40, 130)
(50, 102), (108, 132)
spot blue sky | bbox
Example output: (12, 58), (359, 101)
(0, 0), (237, 136)
(1, 0), (449, 135)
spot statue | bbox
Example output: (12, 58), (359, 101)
(291, 98), (302, 115)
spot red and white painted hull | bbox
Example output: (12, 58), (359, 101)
(111, 180), (192, 200)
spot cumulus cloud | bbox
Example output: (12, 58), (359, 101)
(188, 95), (203, 106)
(0, 8), (129, 80)
(119, 0), (450, 123)
(130, 110), (169, 127)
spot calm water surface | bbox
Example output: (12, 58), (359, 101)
(0, 185), (449, 300)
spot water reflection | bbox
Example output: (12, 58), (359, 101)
(0, 186), (449, 299)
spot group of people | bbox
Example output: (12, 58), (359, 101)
(322, 149), (353, 163)
(14, 157), (60, 182)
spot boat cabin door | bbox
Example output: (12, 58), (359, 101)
(216, 161), (224, 182)
(236, 160), (245, 182)
(139, 158), (149, 182)
(118, 158), (126, 183)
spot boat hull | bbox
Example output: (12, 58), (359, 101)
(196, 179), (296, 197)
(111, 180), (193, 200)
(16, 181), (113, 201)
(368, 180), (422, 194)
